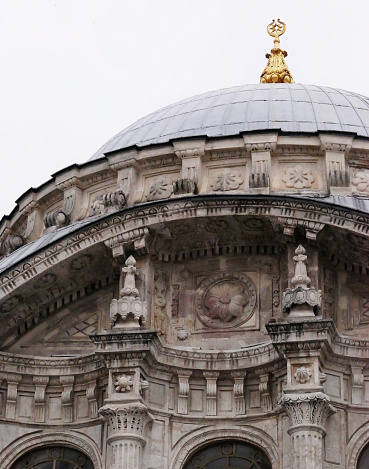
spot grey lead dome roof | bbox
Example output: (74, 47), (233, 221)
(89, 83), (369, 161)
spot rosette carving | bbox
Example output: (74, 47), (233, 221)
(115, 374), (133, 392)
(294, 366), (312, 384)
(196, 273), (257, 329)
(282, 165), (315, 189)
(204, 281), (249, 322)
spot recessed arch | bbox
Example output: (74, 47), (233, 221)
(357, 442), (369, 469)
(346, 422), (369, 468)
(170, 426), (280, 469)
(10, 446), (94, 469)
(0, 431), (102, 469)
(182, 440), (272, 469)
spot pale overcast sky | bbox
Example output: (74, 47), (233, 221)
(0, 0), (368, 217)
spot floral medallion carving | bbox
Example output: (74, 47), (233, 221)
(282, 165), (315, 189)
(196, 273), (257, 328)
(146, 178), (173, 201)
(114, 374), (133, 392)
(294, 366), (312, 384)
(210, 171), (243, 191)
(352, 170), (369, 194)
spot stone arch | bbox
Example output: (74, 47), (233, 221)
(170, 426), (280, 469)
(0, 430), (103, 469)
(346, 421), (369, 469)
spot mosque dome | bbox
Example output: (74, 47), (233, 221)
(3, 18), (369, 469)
(89, 83), (369, 161)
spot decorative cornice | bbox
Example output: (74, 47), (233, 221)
(2, 195), (369, 302)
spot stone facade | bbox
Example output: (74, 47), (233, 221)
(2, 102), (369, 468)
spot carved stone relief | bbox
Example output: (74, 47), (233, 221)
(282, 164), (315, 189)
(352, 170), (369, 194)
(210, 170), (244, 191)
(196, 273), (257, 329)
(146, 178), (174, 201)
(114, 374), (134, 393)
(152, 267), (169, 336)
(89, 189), (126, 217)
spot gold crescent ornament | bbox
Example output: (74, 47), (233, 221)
(260, 19), (294, 84)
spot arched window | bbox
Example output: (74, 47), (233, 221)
(183, 440), (272, 469)
(11, 446), (94, 469)
(358, 442), (369, 468)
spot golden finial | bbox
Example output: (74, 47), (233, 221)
(260, 19), (294, 84)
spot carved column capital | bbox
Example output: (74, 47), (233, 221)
(99, 403), (152, 441)
(280, 391), (335, 468)
(99, 402), (153, 469)
(280, 391), (335, 432)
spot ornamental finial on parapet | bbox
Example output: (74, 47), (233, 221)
(260, 19), (294, 84)
(282, 245), (321, 318)
(110, 255), (147, 329)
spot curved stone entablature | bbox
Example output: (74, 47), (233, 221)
(2, 127), (369, 253)
(2, 194), (369, 352)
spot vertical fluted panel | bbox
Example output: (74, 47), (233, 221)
(291, 430), (323, 469)
(108, 438), (143, 469)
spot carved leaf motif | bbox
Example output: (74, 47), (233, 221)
(282, 165), (315, 189)
(210, 171), (243, 191)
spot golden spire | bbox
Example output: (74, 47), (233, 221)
(260, 19), (294, 84)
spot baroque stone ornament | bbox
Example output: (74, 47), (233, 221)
(294, 366), (312, 384)
(173, 178), (197, 195)
(44, 210), (69, 230)
(99, 403), (153, 469)
(210, 171), (243, 191)
(280, 392), (336, 469)
(282, 164), (315, 189)
(1, 233), (24, 256)
(282, 245), (321, 317)
(89, 189), (126, 216)
(110, 256), (147, 329)
(114, 374), (133, 392)
(196, 273), (257, 328)
(153, 267), (169, 336)
(352, 170), (369, 194)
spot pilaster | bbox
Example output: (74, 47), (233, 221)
(5, 374), (22, 420)
(203, 371), (219, 416)
(99, 403), (152, 469)
(177, 370), (192, 415)
(60, 375), (74, 423)
(267, 244), (335, 469)
(231, 371), (246, 415)
(33, 376), (49, 423)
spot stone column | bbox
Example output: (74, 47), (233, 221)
(267, 244), (335, 469)
(99, 403), (152, 469)
(280, 392), (335, 468)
